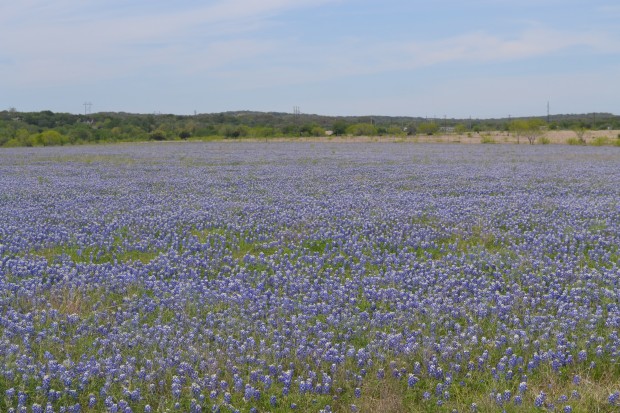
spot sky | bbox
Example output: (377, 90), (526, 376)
(1, 0), (619, 118)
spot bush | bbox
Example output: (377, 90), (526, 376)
(539, 136), (551, 145)
(149, 130), (167, 141)
(417, 122), (439, 135)
(480, 135), (495, 144)
(220, 125), (249, 138)
(346, 123), (377, 136)
(591, 136), (609, 146)
(567, 137), (583, 145)
(32, 130), (69, 146)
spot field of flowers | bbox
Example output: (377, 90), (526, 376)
(1, 142), (619, 413)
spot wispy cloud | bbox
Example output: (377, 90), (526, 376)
(0, 0), (338, 85)
(214, 26), (617, 91)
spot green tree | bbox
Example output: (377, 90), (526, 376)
(510, 119), (545, 145)
(573, 126), (588, 144)
(150, 130), (167, 141)
(417, 122), (439, 135)
(454, 123), (468, 135)
(346, 123), (377, 136)
(386, 126), (406, 136)
(32, 130), (69, 146)
(332, 120), (348, 136)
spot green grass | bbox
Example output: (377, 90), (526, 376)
(591, 136), (609, 146)
(567, 137), (585, 145)
(31, 244), (159, 264)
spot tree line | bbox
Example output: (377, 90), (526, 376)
(1, 109), (619, 147)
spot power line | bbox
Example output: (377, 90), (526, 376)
(83, 102), (92, 115)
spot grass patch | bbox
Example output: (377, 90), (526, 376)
(302, 239), (332, 254)
(31, 244), (159, 264)
(567, 137), (585, 145)
(590, 136), (609, 146)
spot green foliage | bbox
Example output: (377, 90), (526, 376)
(384, 125), (406, 136)
(480, 135), (496, 144)
(590, 136), (609, 146)
(417, 122), (439, 135)
(1, 110), (619, 147)
(454, 123), (468, 134)
(149, 130), (167, 141)
(332, 120), (348, 136)
(510, 119), (546, 144)
(573, 127), (588, 144)
(250, 126), (277, 138)
(221, 124), (249, 138)
(298, 123), (324, 137)
(539, 136), (551, 144)
(33, 130), (69, 146)
(346, 123), (377, 136)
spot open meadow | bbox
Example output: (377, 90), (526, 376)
(1, 142), (620, 413)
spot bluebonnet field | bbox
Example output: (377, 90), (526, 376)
(1, 142), (619, 413)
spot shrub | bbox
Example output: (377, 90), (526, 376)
(149, 130), (167, 141)
(540, 136), (551, 145)
(30, 130), (70, 146)
(591, 136), (609, 146)
(567, 137), (583, 145)
(480, 135), (495, 144)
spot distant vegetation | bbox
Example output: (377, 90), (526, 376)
(1, 109), (619, 147)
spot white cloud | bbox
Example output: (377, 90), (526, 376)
(202, 25), (618, 92)
(358, 27), (616, 73)
(0, 0), (339, 86)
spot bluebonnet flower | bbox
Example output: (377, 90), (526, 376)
(535, 392), (546, 408)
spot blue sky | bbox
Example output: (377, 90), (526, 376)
(1, 0), (619, 117)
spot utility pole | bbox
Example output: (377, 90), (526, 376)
(547, 101), (550, 124)
(83, 102), (92, 116)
